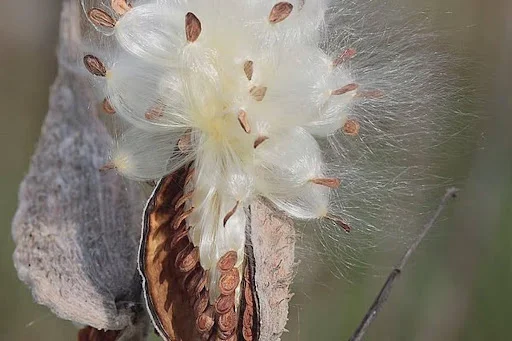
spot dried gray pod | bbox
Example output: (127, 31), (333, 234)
(250, 200), (295, 341)
(11, 0), (148, 337)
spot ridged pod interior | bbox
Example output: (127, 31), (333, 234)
(139, 165), (261, 341)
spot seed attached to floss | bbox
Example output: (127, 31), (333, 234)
(195, 270), (208, 293)
(177, 246), (199, 273)
(253, 135), (269, 149)
(219, 268), (240, 295)
(99, 161), (115, 172)
(87, 8), (116, 28)
(249, 86), (267, 102)
(110, 0), (132, 15)
(326, 215), (352, 233)
(223, 201), (240, 227)
(172, 206), (194, 230)
(174, 190), (194, 210)
(332, 83), (359, 96)
(215, 293), (236, 315)
(102, 98), (115, 115)
(244, 60), (254, 81)
(185, 12), (202, 43)
(343, 119), (361, 136)
(178, 131), (192, 153)
(333, 48), (357, 67)
(145, 106), (164, 120)
(310, 177), (341, 189)
(184, 267), (205, 295)
(237, 110), (251, 134)
(185, 167), (195, 186)
(269, 2), (294, 24)
(218, 309), (238, 333)
(197, 307), (215, 333)
(83, 55), (107, 77)
(194, 290), (209, 316)
(170, 228), (189, 249)
(218, 251), (238, 272)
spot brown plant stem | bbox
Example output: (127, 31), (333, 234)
(348, 187), (459, 341)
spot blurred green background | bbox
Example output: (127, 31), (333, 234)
(1, 0), (510, 340)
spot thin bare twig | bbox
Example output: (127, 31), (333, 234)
(348, 187), (459, 341)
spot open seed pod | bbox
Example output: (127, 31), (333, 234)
(140, 165), (296, 341)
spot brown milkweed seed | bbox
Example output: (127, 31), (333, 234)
(243, 304), (253, 322)
(217, 328), (234, 340)
(223, 201), (240, 227)
(174, 190), (194, 211)
(102, 98), (115, 114)
(249, 86), (267, 101)
(243, 302), (254, 340)
(194, 290), (209, 316)
(237, 110), (251, 134)
(269, 2), (293, 24)
(176, 245), (199, 272)
(178, 131), (192, 152)
(243, 324), (253, 341)
(218, 309), (237, 332)
(185, 12), (202, 42)
(244, 283), (253, 307)
(145, 106), (164, 120)
(195, 270), (208, 293)
(244, 60), (254, 80)
(172, 206), (194, 230)
(184, 267), (205, 295)
(111, 0), (132, 15)
(185, 167), (195, 185)
(174, 242), (193, 269)
(219, 269), (240, 295)
(197, 308), (215, 333)
(170, 187), (185, 207)
(333, 48), (357, 67)
(218, 251), (238, 272)
(87, 8), (116, 28)
(215, 293), (236, 315)
(310, 177), (341, 189)
(253, 136), (269, 149)
(326, 215), (352, 233)
(83, 55), (107, 77)
(99, 161), (115, 172)
(331, 83), (359, 96)
(343, 119), (360, 136)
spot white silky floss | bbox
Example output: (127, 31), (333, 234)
(85, 0), (362, 301)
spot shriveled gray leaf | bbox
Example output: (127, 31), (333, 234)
(12, 0), (147, 334)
